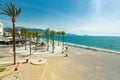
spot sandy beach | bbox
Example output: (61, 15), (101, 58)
(0, 43), (120, 80)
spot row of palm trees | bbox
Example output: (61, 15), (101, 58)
(26, 31), (40, 55)
(0, 2), (66, 64)
(3, 27), (41, 54)
(57, 31), (65, 49)
(44, 28), (65, 53)
(21, 28), (66, 54)
(4, 26), (66, 54)
(20, 28), (41, 52)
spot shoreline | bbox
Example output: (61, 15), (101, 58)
(64, 42), (120, 54)
(52, 37), (120, 54)
(0, 38), (120, 55)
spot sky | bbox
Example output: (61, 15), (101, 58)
(0, 0), (120, 36)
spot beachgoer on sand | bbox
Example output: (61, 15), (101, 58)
(61, 49), (64, 54)
(65, 47), (68, 50)
(65, 47), (68, 57)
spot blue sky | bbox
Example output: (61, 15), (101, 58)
(0, 0), (120, 36)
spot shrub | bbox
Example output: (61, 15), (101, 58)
(0, 68), (6, 72)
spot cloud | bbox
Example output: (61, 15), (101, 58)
(64, 10), (120, 36)
(68, 22), (120, 36)
(91, 0), (109, 13)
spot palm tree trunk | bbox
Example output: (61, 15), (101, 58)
(25, 35), (26, 50)
(52, 38), (53, 53)
(35, 43), (37, 52)
(62, 36), (64, 50)
(35, 39), (37, 52)
(58, 35), (60, 46)
(48, 39), (49, 51)
(46, 37), (47, 50)
(12, 18), (16, 65)
(29, 40), (31, 55)
(53, 38), (54, 53)
(22, 36), (23, 46)
(34, 37), (35, 43)
(47, 36), (49, 51)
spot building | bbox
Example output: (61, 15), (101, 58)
(0, 22), (3, 37)
(3, 30), (12, 37)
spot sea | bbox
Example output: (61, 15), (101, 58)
(47, 35), (120, 52)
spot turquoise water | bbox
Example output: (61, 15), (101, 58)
(52, 36), (120, 52)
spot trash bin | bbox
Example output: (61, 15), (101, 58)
(26, 59), (29, 63)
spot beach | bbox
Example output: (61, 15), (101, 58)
(0, 43), (120, 80)
(1, 1), (120, 80)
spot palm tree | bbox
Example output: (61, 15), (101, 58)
(44, 28), (50, 51)
(16, 32), (21, 38)
(21, 28), (27, 50)
(57, 31), (61, 46)
(61, 31), (65, 49)
(50, 30), (55, 53)
(35, 32), (40, 52)
(27, 32), (32, 55)
(32, 32), (36, 42)
(21, 28), (26, 46)
(4, 28), (13, 38)
(0, 3), (22, 64)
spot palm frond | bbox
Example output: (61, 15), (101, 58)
(16, 7), (22, 17)
(61, 31), (65, 36)
(50, 30), (55, 37)
(0, 5), (11, 16)
(0, 2), (22, 18)
(4, 3), (12, 16)
(10, 2), (15, 16)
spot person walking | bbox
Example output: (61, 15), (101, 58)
(65, 47), (68, 57)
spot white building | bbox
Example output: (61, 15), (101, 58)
(0, 22), (3, 37)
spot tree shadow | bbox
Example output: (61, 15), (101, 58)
(19, 55), (31, 58)
(0, 56), (12, 58)
(0, 64), (14, 67)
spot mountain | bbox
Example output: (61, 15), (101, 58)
(27, 28), (44, 34)
(4, 27), (76, 36)
(4, 27), (45, 34)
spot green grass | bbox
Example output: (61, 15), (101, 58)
(0, 68), (6, 72)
